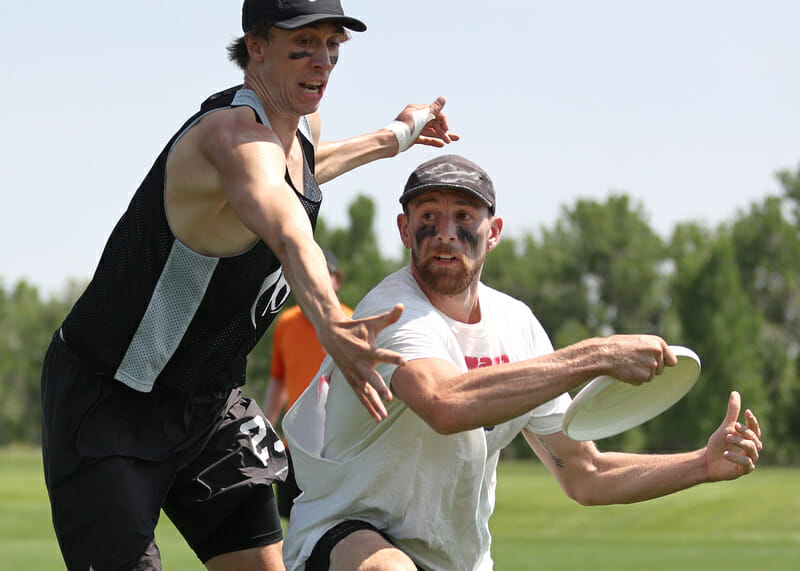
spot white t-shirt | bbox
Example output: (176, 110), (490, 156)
(282, 266), (571, 571)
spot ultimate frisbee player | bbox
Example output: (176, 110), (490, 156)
(40, 1), (457, 569)
(282, 155), (763, 571)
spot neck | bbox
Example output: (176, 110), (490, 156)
(243, 73), (301, 152)
(412, 267), (483, 324)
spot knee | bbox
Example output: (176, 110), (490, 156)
(375, 560), (417, 571)
(330, 544), (418, 571)
(341, 555), (417, 571)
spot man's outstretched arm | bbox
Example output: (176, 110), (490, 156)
(526, 391), (763, 506)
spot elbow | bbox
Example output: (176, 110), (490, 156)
(565, 486), (601, 507)
(557, 463), (604, 507)
(428, 413), (465, 436)
(419, 396), (467, 435)
(558, 477), (602, 506)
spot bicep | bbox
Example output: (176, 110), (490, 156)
(390, 358), (462, 426)
(201, 119), (314, 247)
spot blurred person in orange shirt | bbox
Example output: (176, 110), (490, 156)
(265, 249), (352, 517)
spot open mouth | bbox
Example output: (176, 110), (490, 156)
(429, 251), (463, 265)
(300, 81), (324, 95)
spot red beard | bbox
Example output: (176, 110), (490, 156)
(413, 247), (478, 295)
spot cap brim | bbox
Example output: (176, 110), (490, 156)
(400, 184), (494, 213)
(272, 14), (367, 32)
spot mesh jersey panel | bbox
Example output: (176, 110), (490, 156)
(62, 86), (322, 393)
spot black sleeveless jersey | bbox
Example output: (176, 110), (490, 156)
(61, 86), (322, 394)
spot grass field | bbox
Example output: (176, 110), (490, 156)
(2, 447), (798, 570)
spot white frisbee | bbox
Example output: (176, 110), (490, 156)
(562, 345), (701, 441)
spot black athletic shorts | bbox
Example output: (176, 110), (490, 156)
(306, 520), (425, 571)
(41, 330), (287, 570)
(276, 448), (302, 518)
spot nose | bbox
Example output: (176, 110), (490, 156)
(311, 45), (334, 70)
(437, 215), (458, 242)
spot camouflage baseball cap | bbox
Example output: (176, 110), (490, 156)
(399, 154), (495, 214)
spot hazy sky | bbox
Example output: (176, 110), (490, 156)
(2, 1), (799, 295)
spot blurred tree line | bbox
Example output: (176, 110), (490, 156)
(2, 165), (799, 464)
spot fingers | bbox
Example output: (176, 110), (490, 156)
(703, 392), (762, 480)
(381, 303), (404, 329)
(365, 368), (393, 403)
(728, 430), (761, 460)
(414, 96), (459, 147)
(736, 418), (763, 453)
(368, 347), (405, 367)
(362, 305), (406, 366)
(609, 334), (676, 385)
(421, 122), (452, 145)
(662, 343), (678, 367)
(652, 339), (676, 376)
(351, 378), (388, 422)
(745, 408), (762, 440)
(351, 363), (399, 421)
(416, 124), (453, 147)
(721, 398), (762, 474)
(331, 304), (408, 421)
(723, 391), (742, 426)
(722, 449), (757, 474)
(636, 342), (661, 384)
(340, 360), (393, 421)
(428, 96), (449, 133)
(724, 425), (760, 473)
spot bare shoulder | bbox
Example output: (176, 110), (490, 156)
(180, 106), (277, 159)
(167, 107), (278, 189)
(164, 106), (271, 255)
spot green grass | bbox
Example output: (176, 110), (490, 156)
(3, 447), (798, 569)
(0, 447), (200, 569)
(491, 460), (800, 569)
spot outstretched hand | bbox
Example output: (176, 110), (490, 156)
(322, 304), (406, 422)
(393, 96), (460, 150)
(705, 391), (762, 480)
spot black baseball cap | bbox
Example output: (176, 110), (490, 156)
(242, 0), (367, 33)
(400, 155), (496, 214)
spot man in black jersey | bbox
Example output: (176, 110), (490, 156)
(40, 1), (458, 570)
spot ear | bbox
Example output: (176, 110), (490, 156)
(397, 213), (412, 249)
(487, 216), (503, 251)
(244, 33), (267, 63)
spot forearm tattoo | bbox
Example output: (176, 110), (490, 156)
(537, 436), (565, 468)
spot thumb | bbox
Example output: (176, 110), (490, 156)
(429, 96), (446, 116)
(723, 391), (742, 425)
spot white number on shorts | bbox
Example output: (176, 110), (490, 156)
(239, 416), (270, 466)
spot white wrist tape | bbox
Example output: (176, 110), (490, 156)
(385, 108), (435, 153)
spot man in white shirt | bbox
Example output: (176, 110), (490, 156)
(282, 155), (763, 571)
